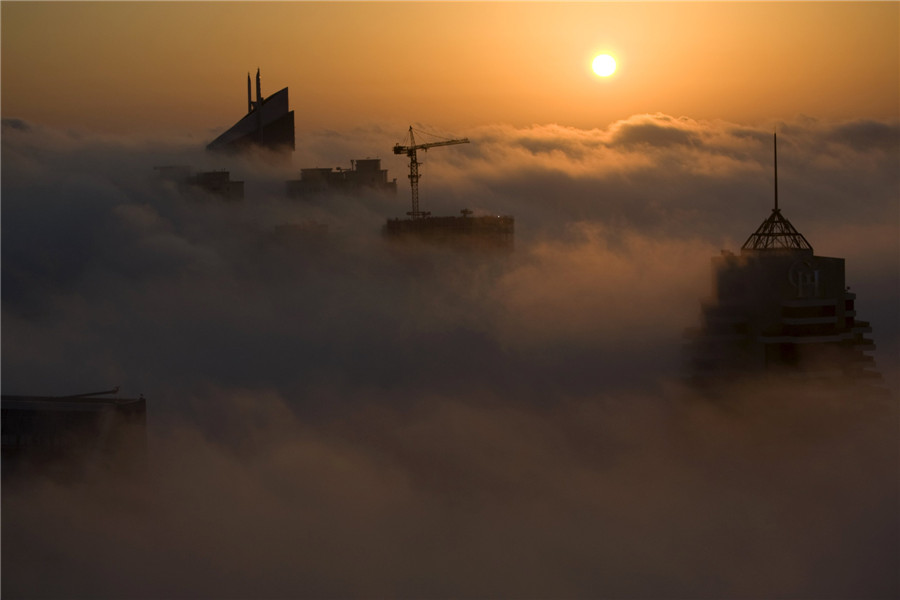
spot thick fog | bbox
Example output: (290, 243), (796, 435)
(2, 114), (898, 598)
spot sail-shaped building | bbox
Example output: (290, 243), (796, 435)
(686, 136), (883, 395)
(207, 69), (295, 154)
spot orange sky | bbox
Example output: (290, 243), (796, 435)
(2, 2), (898, 136)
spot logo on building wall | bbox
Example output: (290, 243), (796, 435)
(788, 260), (820, 298)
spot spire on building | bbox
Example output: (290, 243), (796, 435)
(741, 133), (813, 252)
(686, 133), (884, 398)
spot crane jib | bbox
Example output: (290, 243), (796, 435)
(394, 127), (470, 219)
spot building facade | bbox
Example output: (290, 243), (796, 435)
(207, 69), (295, 154)
(383, 209), (515, 250)
(686, 206), (883, 395)
(286, 158), (397, 198)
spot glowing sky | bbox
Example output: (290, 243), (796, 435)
(2, 2), (898, 136)
(2, 5), (899, 596)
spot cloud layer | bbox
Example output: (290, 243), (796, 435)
(2, 114), (898, 597)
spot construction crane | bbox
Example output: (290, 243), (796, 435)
(393, 126), (469, 219)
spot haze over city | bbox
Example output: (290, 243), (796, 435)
(2, 2), (898, 598)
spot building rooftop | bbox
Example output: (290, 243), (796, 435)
(741, 208), (813, 252)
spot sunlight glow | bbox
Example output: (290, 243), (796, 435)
(592, 54), (617, 77)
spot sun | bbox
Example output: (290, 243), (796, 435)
(592, 54), (617, 77)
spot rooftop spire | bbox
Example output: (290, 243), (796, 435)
(740, 132), (813, 252)
(773, 131), (778, 212)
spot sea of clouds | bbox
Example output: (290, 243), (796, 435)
(2, 113), (898, 598)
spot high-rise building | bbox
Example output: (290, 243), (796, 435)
(686, 136), (883, 395)
(207, 69), (295, 154)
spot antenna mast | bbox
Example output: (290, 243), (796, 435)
(741, 132), (813, 252)
(256, 68), (263, 144)
(774, 132), (778, 212)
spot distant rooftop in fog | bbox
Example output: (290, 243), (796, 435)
(384, 209), (515, 251)
(2, 388), (147, 480)
(207, 69), (295, 154)
(286, 158), (397, 198)
(154, 166), (244, 200)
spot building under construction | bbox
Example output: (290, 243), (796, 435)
(685, 135), (883, 396)
(286, 158), (397, 198)
(384, 209), (515, 250)
(1, 389), (147, 480)
(207, 69), (295, 154)
(384, 127), (515, 249)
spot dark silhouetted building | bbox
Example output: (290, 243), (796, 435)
(686, 141), (883, 395)
(384, 209), (515, 251)
(191, 170), (244, 200)
(154, 166), (244, 200)
(286, 158), (397, 198)
(207, 69), (295, 154)
(384, 127), (512, 249)
(2, 389), (147, 480)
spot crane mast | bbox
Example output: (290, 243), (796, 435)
(393, 126), (469, 219)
